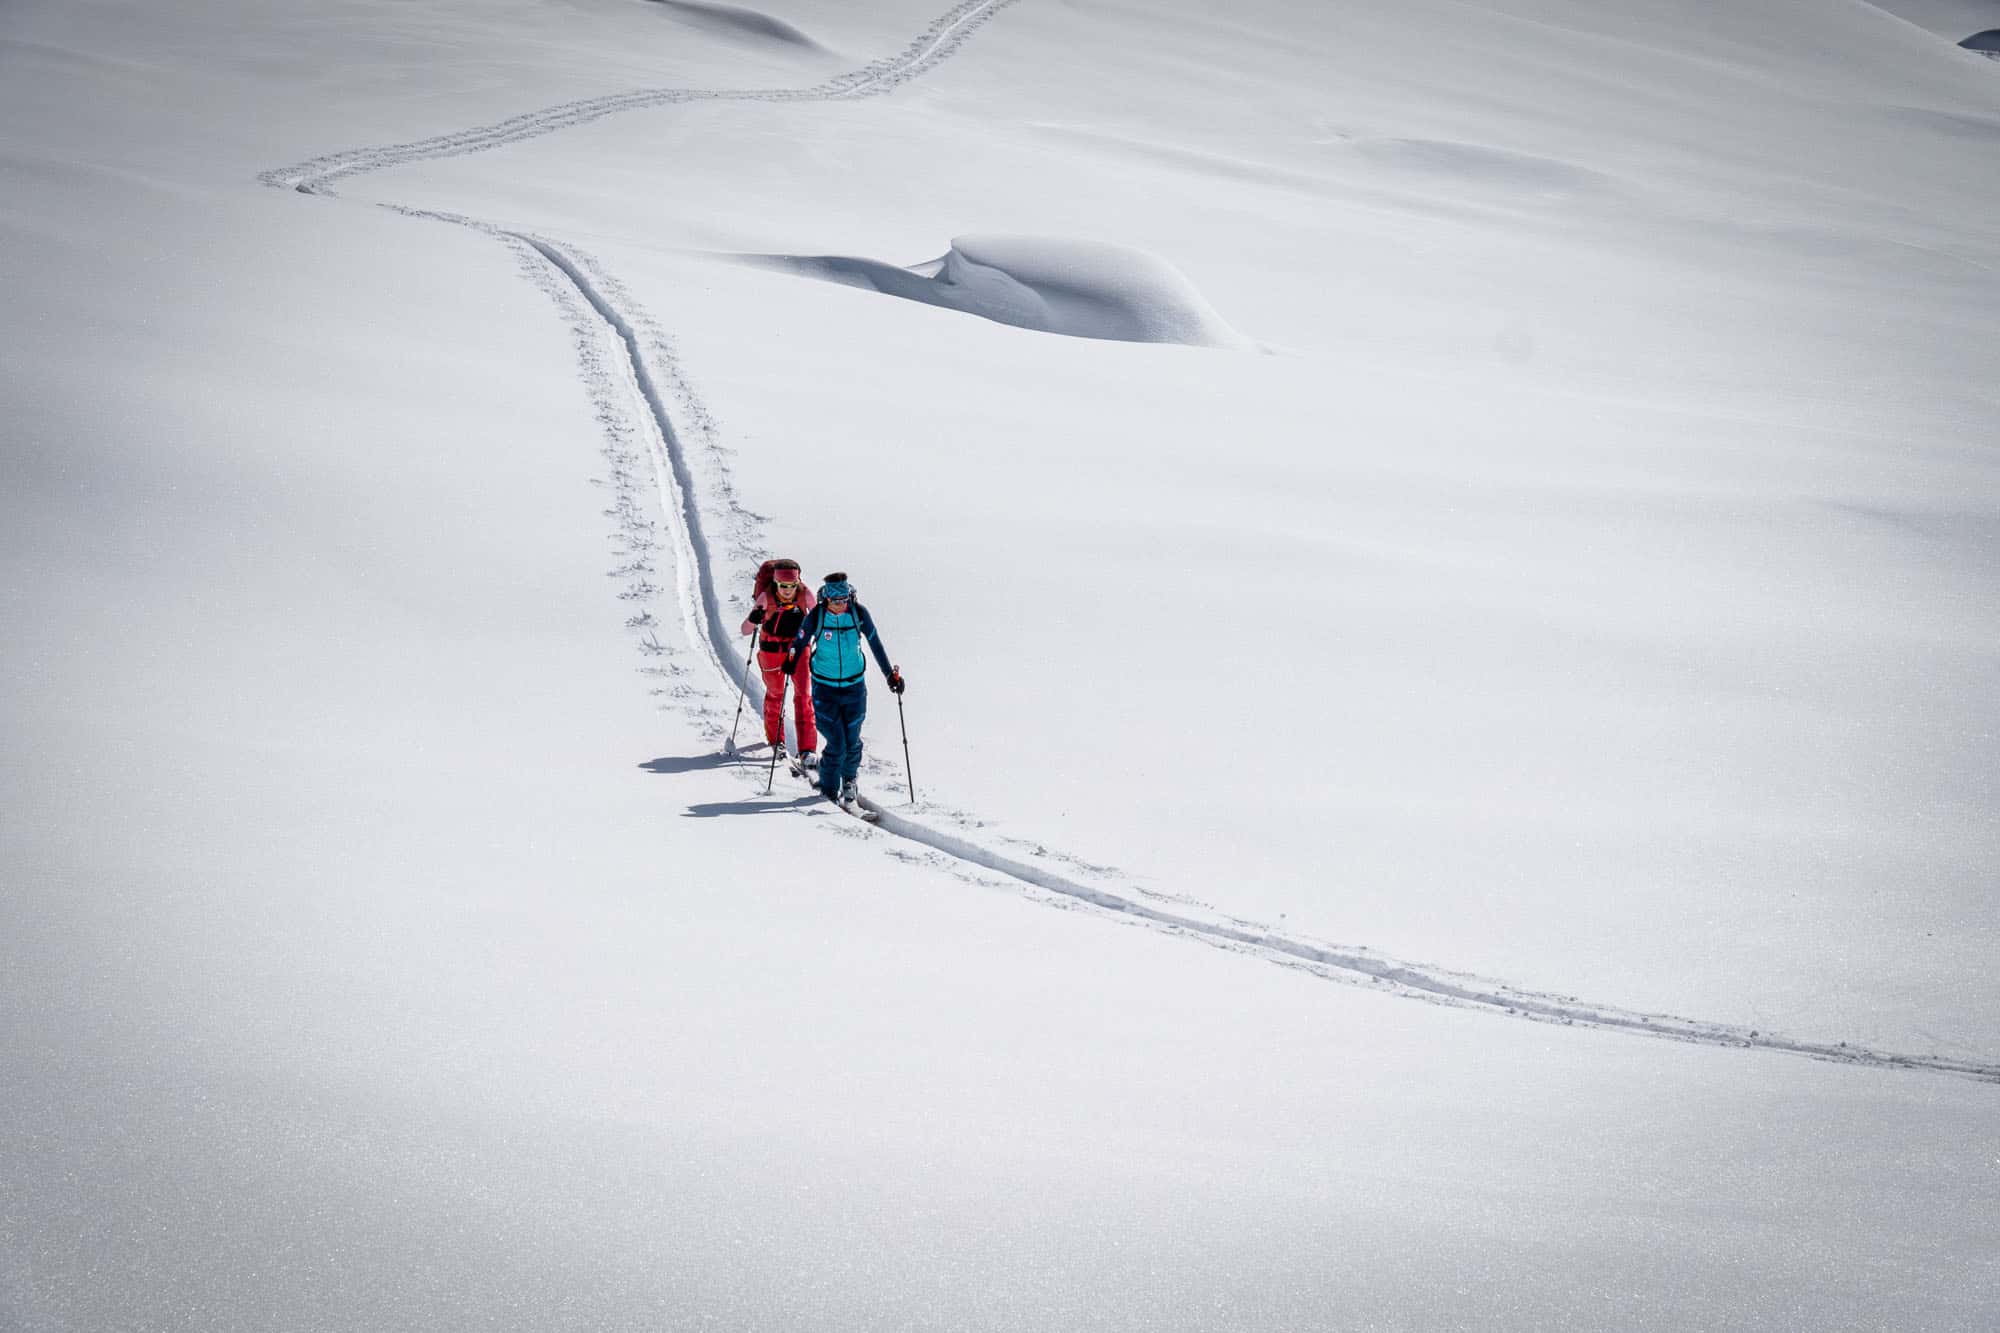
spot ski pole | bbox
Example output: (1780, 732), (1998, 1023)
(725, 629), (759, 754)
(766, 741), (781, 795)
(896, 688), (916, 806)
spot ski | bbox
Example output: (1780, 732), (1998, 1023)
(782, 758), (880, 823)
(836, 793), (882, 824)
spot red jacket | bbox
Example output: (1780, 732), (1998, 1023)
(741, 587), (815, 668)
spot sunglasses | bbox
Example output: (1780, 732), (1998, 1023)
(776, 580), (799, 589)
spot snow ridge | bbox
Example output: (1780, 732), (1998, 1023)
(258, 0), (1018, 194)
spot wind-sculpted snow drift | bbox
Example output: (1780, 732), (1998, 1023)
(261, 0), (2000, 1086)
(644, 0), (832, 54)
(749, 235), (1249, 346)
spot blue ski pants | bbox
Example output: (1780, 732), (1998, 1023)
(811, 679), (867, 795)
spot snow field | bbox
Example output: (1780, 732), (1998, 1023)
(4, 0), (1999, 1327)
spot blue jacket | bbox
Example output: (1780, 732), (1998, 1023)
(794, 599), (893, 688)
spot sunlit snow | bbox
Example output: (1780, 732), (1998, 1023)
(4, 0), (1996, 1327)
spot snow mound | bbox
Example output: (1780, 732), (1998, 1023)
(646, 0), (828, 53)
(1960, 30), (2000, 57)
(748, 235), (1246, 347)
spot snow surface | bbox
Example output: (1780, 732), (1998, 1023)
(4, 0), (1999, 1328)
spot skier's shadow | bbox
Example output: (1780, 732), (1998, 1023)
(638, 753), (745, 775)
(683, 796), (820, 818)
(640, 752), (817, 816)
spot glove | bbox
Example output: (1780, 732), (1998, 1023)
(781, 654), (798, 676)
(747, 606), (766, 625)
(888, 667), (906, 695)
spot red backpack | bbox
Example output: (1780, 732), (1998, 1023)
(752, 558), (803, 602)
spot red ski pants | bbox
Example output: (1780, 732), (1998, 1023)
(761, 655), (817, 752)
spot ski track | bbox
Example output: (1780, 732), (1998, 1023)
(262, 5), (2000, 1088)
(260, 0), (1019, 194)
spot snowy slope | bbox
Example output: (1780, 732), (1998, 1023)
(320, 0), (2000, 1049)
(4, 0), (1998, 1329)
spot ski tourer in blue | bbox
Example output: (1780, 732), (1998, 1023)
(783, 573), (904, 808)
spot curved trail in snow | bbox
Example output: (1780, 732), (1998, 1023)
(262, 0), (1018, 194)
(263, 4), (2000, 1086)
